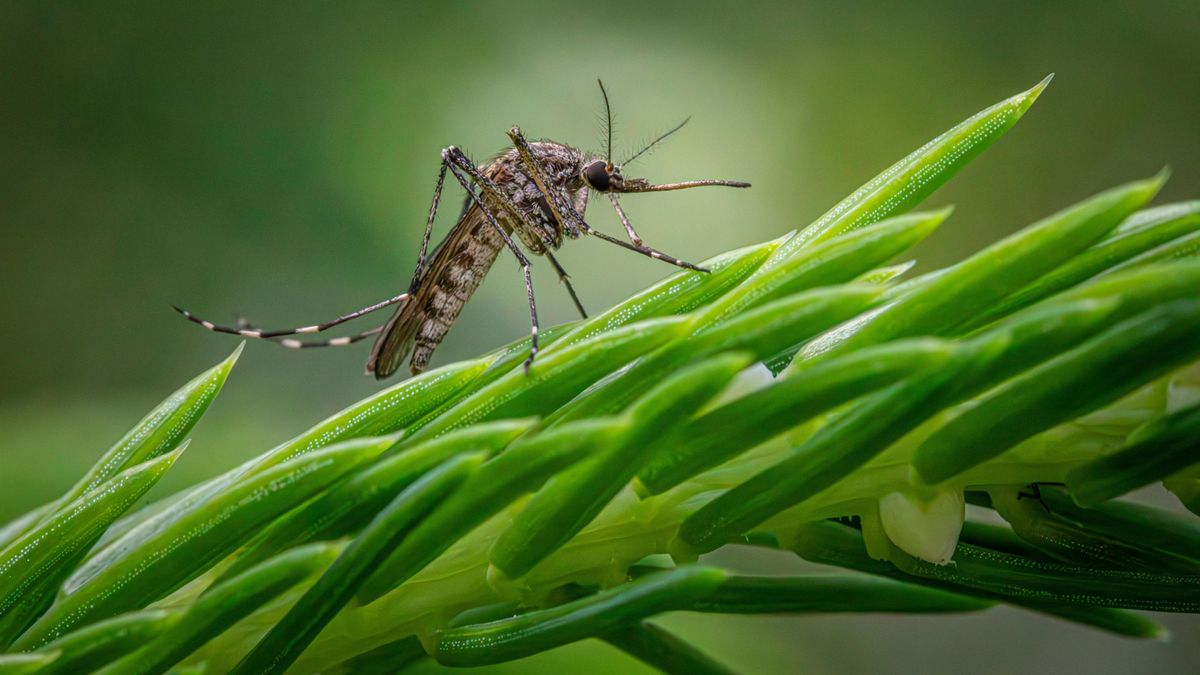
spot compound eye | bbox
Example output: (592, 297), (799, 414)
(583, 160), (611, 191)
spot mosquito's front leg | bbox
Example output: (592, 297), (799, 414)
(442, 150), (541, 371)
(563, 196), (708, 274)
(577, 220), (709, 273)
(607, 192), (644, 247)
(594, 192), (708, 272)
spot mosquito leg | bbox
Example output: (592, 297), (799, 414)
(598, 195), (707, 272)
(173, 292), (410, 340)
(181, 157), (442, 357)
(278, 326), (384, 349)
(410, 160), (449, 288)
(575, 220), (709, 273)
(442, 146), (530, 229)
(519, 262), (539, 371)
(607, 193), (645, 247)
(443, 154), (541, 371)
(544, 249), (587, 319)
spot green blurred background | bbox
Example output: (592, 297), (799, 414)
(1, 2), (1198, 673)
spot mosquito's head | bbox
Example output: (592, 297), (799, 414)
(587, 80), (751, 195)
(581, 159), (624, 192)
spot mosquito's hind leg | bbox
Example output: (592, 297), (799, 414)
(277, 326), (384, 349)
(173, 292), (410, 341)
(443, 151), (542, 372)
(179, 158), (443, 370)
(229, 315), (380, 349)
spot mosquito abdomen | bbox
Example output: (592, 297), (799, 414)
(408, 211), (507, 374)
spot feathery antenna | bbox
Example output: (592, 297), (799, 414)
(621, 117), (690, 167)
(597, 79), (614, 165)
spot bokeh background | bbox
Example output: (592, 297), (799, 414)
(2, 2), (1198, 673)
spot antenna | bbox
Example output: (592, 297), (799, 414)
(621, 117), (690, 166)
(597, 79), (614, 165)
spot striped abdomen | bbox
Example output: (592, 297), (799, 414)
(409, 211), (506, 371)
(367, 206), (505, 378)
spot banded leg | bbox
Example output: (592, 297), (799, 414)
(278, 326), (383, 349)
(608, 192), (645, 246)
(173, 292), (410, 340)
(442, 150), (542, 371)
(231, 316), (383, 349)
(577, 219), (708, 273)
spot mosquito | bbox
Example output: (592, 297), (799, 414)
(175, 81), (750, 379)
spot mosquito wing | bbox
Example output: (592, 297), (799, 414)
(366, 205), (506, 379)
(364, 299), (420, 380)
